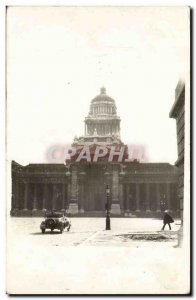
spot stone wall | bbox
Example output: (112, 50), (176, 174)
(11, 160), (179, 217)
(169, 81), (185, 225)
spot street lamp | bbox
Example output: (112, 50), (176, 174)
(105, 184), (111, 230)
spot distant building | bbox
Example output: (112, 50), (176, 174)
(11, 88), (179, 217)
(169, 80), (185, 224)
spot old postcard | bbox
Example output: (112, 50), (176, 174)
(6, 6), (190, 295)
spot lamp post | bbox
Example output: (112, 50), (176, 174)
(105, 184), (111, 230)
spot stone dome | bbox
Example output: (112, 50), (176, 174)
(91, 87), (115, 104)
(89, 87), (117, 116)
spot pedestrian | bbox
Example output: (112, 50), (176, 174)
(161, 210), (174, 230)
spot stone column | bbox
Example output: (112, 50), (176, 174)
(32, 183), (37, 211)
(42, 184), (47, 211)
(119, 183), (124, 215)
(136, 183), (140, 212)
(65, 171), (71, 211)
(79, 172), (86, 213)
(119, 171), (125, 215)
(23, 182), (28, 211)
(14, 182), (19, 211)
(125, 184), (130, 217)
(145, 183), (151, 213)
(11, 181), (15, 211)
(67, 166), (78, 214)
(111, 169), (121, 215)
(166, 182), (171, 211)
(67, 182), (71, 209)
(52, 184), (57, 210)
(79, 182), (84, 213)
(156, 183), (161, 212)
(61, 183), (66, 212)
(86, 123), (87, 135)
(11, 181), (16, 212)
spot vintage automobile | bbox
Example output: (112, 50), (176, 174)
(40, 211), (71, 234)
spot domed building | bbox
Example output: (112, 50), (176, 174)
(85, 87), (120, 139)
(11, 88), (179, 217)
(73, 87), (122, 147)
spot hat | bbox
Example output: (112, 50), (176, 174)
(164, 210), (169, 213)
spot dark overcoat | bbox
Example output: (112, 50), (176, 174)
(163, 213), (174, 224)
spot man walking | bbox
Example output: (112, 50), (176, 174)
(162, 210), (174, 230)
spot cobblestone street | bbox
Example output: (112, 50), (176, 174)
(7, 217), (189, 294)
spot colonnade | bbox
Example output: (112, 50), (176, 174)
(119, 182), (174, 213)
(12, 178), (178, 215)
(13, 182), (68, 212)
(91, 104), (115, 115)
(85, 122), (120, 136)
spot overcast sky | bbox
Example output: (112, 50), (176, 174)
(7, 6), (189, 165)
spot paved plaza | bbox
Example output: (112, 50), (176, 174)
(7, 217), (189, 294)
(8, 217), (180, 247)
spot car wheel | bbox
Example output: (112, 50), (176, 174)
(67, 225), (71, 231)
(59, 225), (64, 233)
(42, 228), (45, 234)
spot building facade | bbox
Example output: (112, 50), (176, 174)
(11, 88), (179, 217)
(169, 80), (185, 224)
